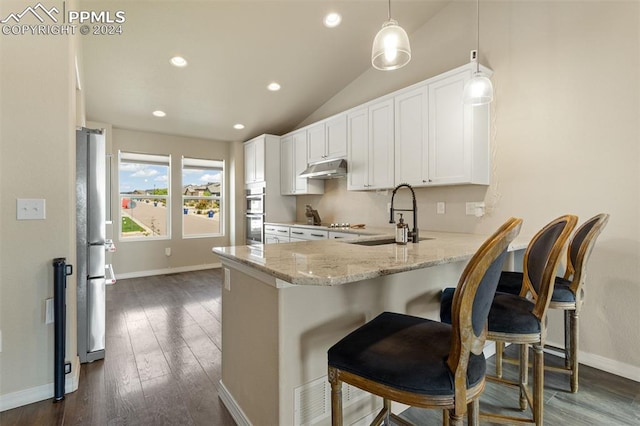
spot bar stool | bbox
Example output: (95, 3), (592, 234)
(441, 214), (577, 425)
(494, 213), (609, 392)
(327, 217), (523, 426)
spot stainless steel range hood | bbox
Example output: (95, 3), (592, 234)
(299, 158), (347, 179)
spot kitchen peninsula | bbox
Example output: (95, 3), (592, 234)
(213, 232), (527, 426)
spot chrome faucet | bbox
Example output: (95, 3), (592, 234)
(389, 183), (419, 243)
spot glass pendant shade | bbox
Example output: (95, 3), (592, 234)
(371, 19), (411, 71)
(463, 70), (494, 105)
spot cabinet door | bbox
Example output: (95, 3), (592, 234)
(307, 123), (326, 164)
(280, 136), (294, 195)
(347, 108), (368, 190)
(254, 137), (265, 182)
(293, 130), (309, 193)
(395, 86), (429, 186)
(244, 141), (255, 184)
(325, 114), (347, 160)
(428, 70), (472, 185)
(368, 98), (395, 190)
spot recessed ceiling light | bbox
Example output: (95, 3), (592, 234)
(233, 123), (245, 130)
(323, 12), (342, 28)
(170, 56), (188, 67)
(267, 82), (281, 91)
(152, 110), (166, 117)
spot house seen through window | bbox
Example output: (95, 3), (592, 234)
(182, 157), (224, 237)
(118, 151), (171, 240)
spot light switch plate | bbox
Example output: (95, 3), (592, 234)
(224, 268), (231, 291)
(45, 298), (54, 324)
(436, 202), (445, 215)
(17, 198), (46, 220)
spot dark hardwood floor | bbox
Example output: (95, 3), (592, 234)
(2, 269), (639, 425)
(1, 269), (235, 426)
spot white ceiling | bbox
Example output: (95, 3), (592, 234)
(81, 1), (450, 142)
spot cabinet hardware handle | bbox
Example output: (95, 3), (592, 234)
(292, 231), (303, 235)
(311, 233), (324, 237)
(278, 230), (288, 233)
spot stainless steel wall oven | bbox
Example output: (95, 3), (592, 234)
(245, 185), (265, 245)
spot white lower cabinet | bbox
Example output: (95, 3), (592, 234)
(289, 227), (328, 241)
(264, 224), (290, 244)
(328, 231), (359, 240)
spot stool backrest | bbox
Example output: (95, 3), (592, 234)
(521, 215), (578, 320)
(564, 213), (610, 297)
(447, 217), (523, 414)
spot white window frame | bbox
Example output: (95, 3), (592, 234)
(181, 157), (224, 238)
(118, 151), (171, 241)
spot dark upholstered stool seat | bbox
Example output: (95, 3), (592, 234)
(328, 311), (486, 396)
(441, 288), (540, 335)
(497, 271), (575, 303)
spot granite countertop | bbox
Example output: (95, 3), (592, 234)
(213, 231), (528, 287)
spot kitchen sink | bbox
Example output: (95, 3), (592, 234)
(351, 237), (434, 246)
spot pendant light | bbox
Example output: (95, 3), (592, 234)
(463, 0), (493, 105)
(371, 0), (411, 71)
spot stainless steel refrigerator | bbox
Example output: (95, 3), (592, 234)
(76, 127), (107, 363)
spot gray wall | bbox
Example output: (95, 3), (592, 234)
(109, 128), (232, 276)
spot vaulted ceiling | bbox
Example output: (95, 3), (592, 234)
(81, 0), (450, 142)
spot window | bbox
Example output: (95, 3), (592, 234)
(182, 157), (224, 237)
(118, 151), (170, 240)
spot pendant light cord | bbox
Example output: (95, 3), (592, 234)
(388, 0), (391, 21)
(476, 0), (480, 72)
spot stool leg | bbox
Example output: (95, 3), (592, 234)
(570, 310), (579, 393)
(329, 370), (343, 426)
(495, 341), (504, 378)
(533, 343), (544, 426)
(519, 343), (529, 411)
(468, 399), (479, 426)
(442, 409), (450, 426)
(564, 310), (571, 368)
(448, 410), (463, 426)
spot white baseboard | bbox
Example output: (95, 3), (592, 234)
(0, 355), (80, 412)
(218, 380), (251, 426)
(545, 340), (640, 382)
(116, 263), (221, 280)
(497, 339), (640, 383)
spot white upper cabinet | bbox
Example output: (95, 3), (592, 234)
(368, 99), (395, 189)
(347, 108), (368, 190)
(307, 114), (347, 164)
(280, 135), (294, 195)
(347, 99), (394, 190)
(391, 64), (490, 188)
(427, 67), (489, 186)
(280, 130), (324, 195)
(244, 135), (265, 185)
(306, 123), (326, 164)
(394, 86), (429, 185)
(325, 114), (348, 160)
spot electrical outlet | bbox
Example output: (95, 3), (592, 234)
(466, 202), (486, 217)
(45, 298), (54, 324)
(165, 247), (171, 256)
(437, 202), (445, 215)
(65, 362), (72, 374)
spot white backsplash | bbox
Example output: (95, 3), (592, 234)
(295, 178), (494, 234)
